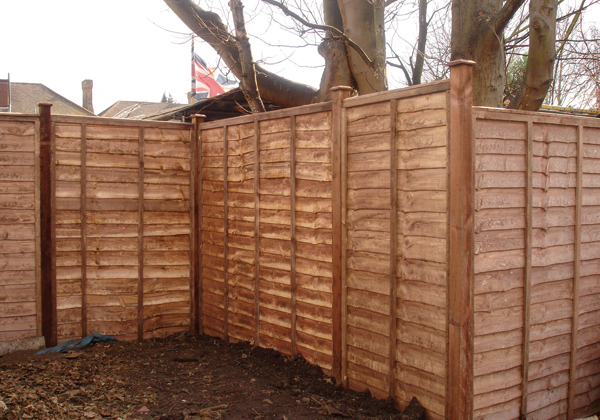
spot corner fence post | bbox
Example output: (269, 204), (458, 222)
(331, 86), (352, 382)
(446, 60), (476, 420)
(39, 102), (57, 348)
(191, 114), (205, 335)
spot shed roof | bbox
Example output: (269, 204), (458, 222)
(99, 101), (181, 119)
(145, 88), (280, 122)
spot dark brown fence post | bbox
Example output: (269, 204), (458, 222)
(191, 114), (205, 335)
(446, 60), (475, 420)
(39, 102), (56, 348)
(331, 86), (352, 383)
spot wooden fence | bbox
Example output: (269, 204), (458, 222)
(50, 113), (194, 342)
(1, 62), (599, 419)
(0, 114), (40, 342)
(472, 109), (600, 420)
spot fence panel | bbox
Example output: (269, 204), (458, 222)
(52, 116), (193, 342)
(473, 109), (600, 420)
(576, 124), (600, 418)
(342, 82), (450, 419)
(0, 115), (39, 342)
(197, 104), (336, 371)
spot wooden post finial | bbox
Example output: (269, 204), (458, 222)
(448, 59), (476, 68)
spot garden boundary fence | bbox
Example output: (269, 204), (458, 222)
(1, 61), (599, 419)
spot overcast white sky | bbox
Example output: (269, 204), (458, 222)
(0, 0), (323, 114)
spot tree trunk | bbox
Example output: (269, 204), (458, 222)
(337, 0), (387, 93)
(229, 0), (266, 112)
(164, 0), (318, 108)
(508, 0), (558, 110)
(451, 0), (526, 107)
(318, 0), (355, 101)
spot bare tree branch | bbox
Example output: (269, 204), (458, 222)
(164, 0), (318, 107)
(229, 0), (266, 112)
(260, 0), (374, 67)
(556, 0), (586, 58)
(494, 0), (527, 34)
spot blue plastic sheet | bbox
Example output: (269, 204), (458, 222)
(36, 333), (117, 354)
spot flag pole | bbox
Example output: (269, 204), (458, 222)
(191, 35), (195, 104)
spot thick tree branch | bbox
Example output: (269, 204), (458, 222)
(494, 0), (527, 34)
(260, 0), (374, 67)
(508, 0), (558, 110)
(164, 0), (318, 107)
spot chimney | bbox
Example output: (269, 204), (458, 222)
(82, 79), (94, 113)
(0, 74), (9, 111)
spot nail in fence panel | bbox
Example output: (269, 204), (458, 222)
(0, 115), (40, 342)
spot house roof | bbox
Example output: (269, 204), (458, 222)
(145, 88), (280, 122)
(9, 82), (95, 116)
(99, 101), (181, 119)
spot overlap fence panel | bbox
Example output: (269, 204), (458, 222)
(342, 83), (450, 418)
(0, 114), (40, 342)
(473, 109), (600, 419)
(51, 115), (194, 343)
(197, 104), (335, 371)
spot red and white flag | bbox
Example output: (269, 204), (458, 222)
(192, 53), (225, 99)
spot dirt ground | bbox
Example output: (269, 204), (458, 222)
(0, 333), (417, 420)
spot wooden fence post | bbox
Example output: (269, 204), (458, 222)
(446, 60), (475, 420)
(39, 102), (56, 348)
(191, 114), (205, 335)
(331, 86), (352, 383)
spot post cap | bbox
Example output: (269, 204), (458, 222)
(448, 60), (476, 68)
(330, 86), (353, 92)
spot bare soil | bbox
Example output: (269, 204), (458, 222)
(0, 333), (409, 420)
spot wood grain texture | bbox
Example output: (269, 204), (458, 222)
(0, 118), (39, 341)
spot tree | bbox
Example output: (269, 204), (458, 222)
(165, 0), (598, 111)
(508, 0), (558, 110)
(161, 92), (177, 103)
(451, 0), (528, 106)
(165, 0), (389, 108)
